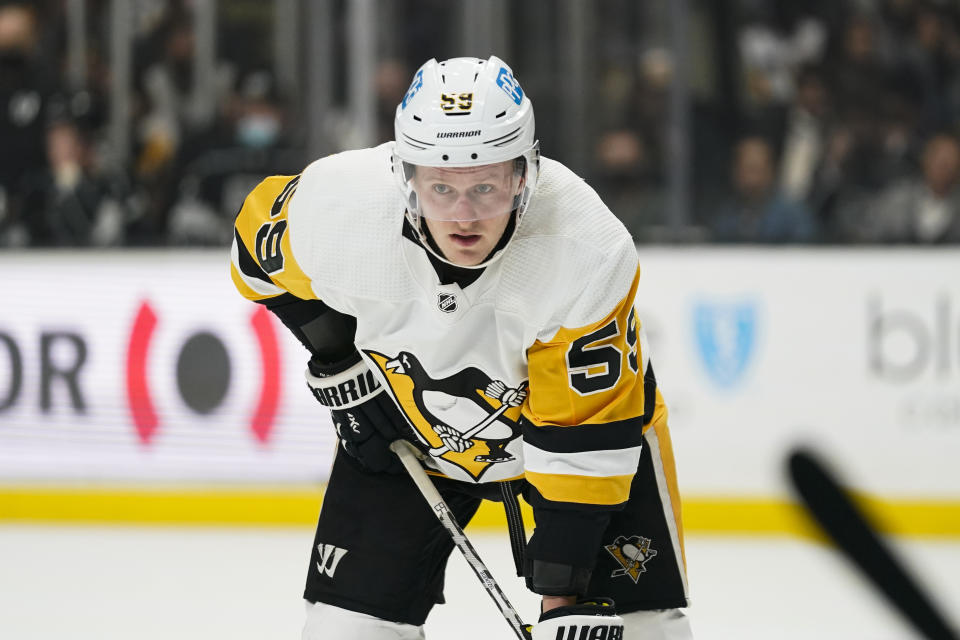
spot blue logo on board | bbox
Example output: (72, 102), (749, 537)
(496, 67), (524, 105)
(401, 69), (424, 110)
(693, 300), (758, 388)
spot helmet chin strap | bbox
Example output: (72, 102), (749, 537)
(416, 211), (518, 270)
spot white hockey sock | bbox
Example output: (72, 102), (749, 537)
(302, 601), (425, 640)
(622, 608), (694, 640)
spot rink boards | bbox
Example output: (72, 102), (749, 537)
(1, 248), (958, 535)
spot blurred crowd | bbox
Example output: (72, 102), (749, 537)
(0, 0), (303, 248)
(722, 0), (960, 243)
(2, 0), (960, 248)
(595, 0), (960, 243)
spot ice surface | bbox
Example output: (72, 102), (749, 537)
(0, 525), (957, 639)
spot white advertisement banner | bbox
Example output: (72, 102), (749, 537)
(0, 251), (336, 484)
(1, 249), (958, 498)
(636, 247), (960, 498)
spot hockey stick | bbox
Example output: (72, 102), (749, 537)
(428, 381), (528, 457)
(389, 439), (532, 640)
(787, 448), (959, 640)
(430, 403), (511, 457)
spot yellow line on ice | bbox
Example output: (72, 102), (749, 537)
(1, 487), (959, 539)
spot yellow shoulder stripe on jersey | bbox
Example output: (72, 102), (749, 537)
(523, 471), (635, 506)
(524, 267), (645, 427)
(233, 174), (317, 301)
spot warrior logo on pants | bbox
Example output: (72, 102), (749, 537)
(364, 350), (526, 481)
(315, 543), (348, 579)
(605, 535), (658, 583)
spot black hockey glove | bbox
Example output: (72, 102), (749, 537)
(305, 353), (409, 474)
(531, 598), (624, 640)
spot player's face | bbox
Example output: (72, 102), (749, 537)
(414, 161), (520, 266)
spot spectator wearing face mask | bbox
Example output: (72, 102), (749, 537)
(131, 7), (236, 245)
(166, 71), (303, 246)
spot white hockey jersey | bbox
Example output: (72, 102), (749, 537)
(231, 143), (674, 510)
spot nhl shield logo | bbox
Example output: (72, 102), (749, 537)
(605, 535), (657, 583)
(693, 300), (757, 388)
(437, 293), (458, 313)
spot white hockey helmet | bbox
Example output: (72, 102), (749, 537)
(392, 56), (539, 264)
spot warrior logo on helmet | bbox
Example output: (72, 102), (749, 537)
(364, 349), (526, 481)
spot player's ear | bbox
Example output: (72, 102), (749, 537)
(513, 157), (526, 194)
(514, 168), (525, 194)
(511, 180), (525, 211)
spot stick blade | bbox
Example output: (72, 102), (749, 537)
(787, 448), (958, 640)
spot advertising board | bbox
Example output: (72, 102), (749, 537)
(1, 249), (958, 506)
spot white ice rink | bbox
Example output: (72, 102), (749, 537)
(1, 525), (958, 639)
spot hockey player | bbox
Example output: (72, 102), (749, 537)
(231, 56), (692, 639)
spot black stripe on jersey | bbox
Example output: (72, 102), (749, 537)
(521, 415), (646, 454)
(642, 361), (658, 426)
(271, 175), (300, 218)
(234, 228), (274, 285)
(261, 292), (306, 309)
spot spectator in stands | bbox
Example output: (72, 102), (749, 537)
(594, 129), (659, 238)
(831, 13), (890, 118)
(779, 64), (832, 205)
(897, 2), (960, 133)
(131, 7), (234, 244)
(738, 5), (828, 109)
(777, 62), (910, 242)
(0, 4), (54, 246)
(375, 58), (410, 145)
(806, 12), (915, 241)
(853, 132), (960, 243)
(592, 48), (672, 239)
(711, 135), (817, 243)
(166, 71), (302, 246)
(19, 115), (129, 246)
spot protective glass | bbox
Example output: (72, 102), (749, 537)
(406, 161), (522, 222)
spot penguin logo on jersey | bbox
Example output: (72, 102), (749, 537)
(605, 535), (658, 583)
(364, 350), (526, 481)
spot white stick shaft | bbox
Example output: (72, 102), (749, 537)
(389, 440), (531, 640)
(393, 440), (446, 507)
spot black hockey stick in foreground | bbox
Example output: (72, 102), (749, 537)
(390, 440), (533, 640)
(787, 448), (959, 640)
